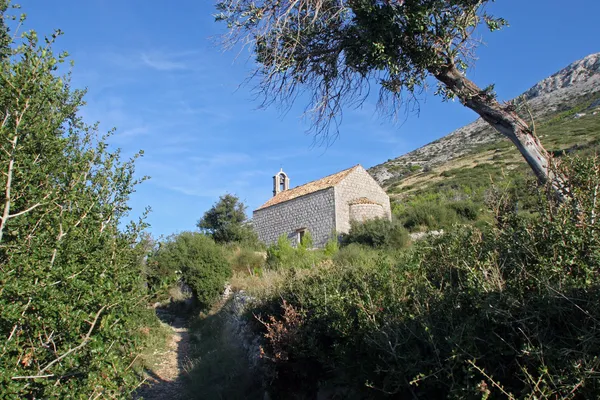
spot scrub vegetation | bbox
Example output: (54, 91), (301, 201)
(4, 1), (600, 399)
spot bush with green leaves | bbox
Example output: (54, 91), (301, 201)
(323, 235), (339, 257)
(266, 235), (297, 269)
(340, 218), (409, 248)
(255, 156), (600, 399)
(398, 200), (459, 231)
(0, 8), (149, 397)
(230, 246), (266, 275)
(447, 199), (480, 220)
(150, 232), (231, 309)
(266, 232), (326, 270)
(332, 243), (390, 269)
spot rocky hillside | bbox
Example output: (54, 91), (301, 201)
(369, 53), (600, 186)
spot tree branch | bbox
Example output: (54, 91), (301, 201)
(11, 305), (108, 380)
(2, 202), (43, 221)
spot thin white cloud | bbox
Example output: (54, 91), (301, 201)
(138, 151), (255, 200)
(117, 126), (150, 138)
(140, 52), (188, 71)
(104, 49), (201, 72)
(164, 185), (228, 198)
(189, 152), (252, 168)
(177, 101), (232, 120)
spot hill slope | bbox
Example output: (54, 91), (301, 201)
(369, 53), (600, 194)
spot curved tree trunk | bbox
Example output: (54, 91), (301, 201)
(430, 63), (564, 199)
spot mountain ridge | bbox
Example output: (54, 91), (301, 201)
(368, 52), (600, 185)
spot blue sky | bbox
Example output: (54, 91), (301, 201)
(22, 0), (600, 237)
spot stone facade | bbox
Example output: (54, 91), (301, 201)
(350, 203), (387, 222)
(253, 165), (391, 248)
(253, 187), (336, 248)
(333, 166), (392, 234)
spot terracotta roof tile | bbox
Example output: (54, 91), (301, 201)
(255, 165), (360, 210)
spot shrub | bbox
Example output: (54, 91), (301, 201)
(0, 14), (148, 397)
(253, 156), (600, 399)
(145, 248), (180, 302)
(298, 230), (314, 250)
(399, 201), (458, 231)
(447, 199), (480, 220)
(341, 218), (409, 248)
(266, 233), (327, 270)
(231, 246), (266, 275)
(151, 232), (231, 310)
(266, 235), (297, 269)
(332, 243), (382, 268)
(323, 235), (339, 257)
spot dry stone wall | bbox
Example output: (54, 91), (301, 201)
(334, 166), (392, 233)
(253, 187), (336, 248)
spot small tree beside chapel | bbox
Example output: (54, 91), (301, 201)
(197, 193), (258, 245)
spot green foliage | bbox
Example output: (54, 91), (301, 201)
(436, 162), (505, 192)
(341, 218), (409, 248)
(0, 10), (148, 397)
(197, 193), (259, 246)
(151, 232), (231, 310)
(447, 199), (480, 220)
(392, 185), (493, 232)
(544, 91), (600, 126)
(333, 243), (387, 269)
(266, 233), (327, 270)
(145, 243), (180, 302)
(398, 201), (459, 231)
(230, 246), (266, 275)
(298, 230), (313, 250)
(266, 235), (297, 269)
(253, 156), (600, 399)
(323, 235), (339, 257)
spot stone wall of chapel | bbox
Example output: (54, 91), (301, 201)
(350, 203), (386, 222)
(253, 187), (336, 248)
(334, 166), (392, 234)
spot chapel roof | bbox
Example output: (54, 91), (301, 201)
(255, 164), (361, 210)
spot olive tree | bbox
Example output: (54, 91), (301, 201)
(215, 0), (560, 193)
(197, 193), (258, 244)
(0, 5), (149, 397)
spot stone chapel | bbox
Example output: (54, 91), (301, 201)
(252, 165), (392, 248)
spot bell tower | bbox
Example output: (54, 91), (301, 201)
(273, 168), (290, 197)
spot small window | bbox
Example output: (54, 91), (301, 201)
(296, 228), (307, 245)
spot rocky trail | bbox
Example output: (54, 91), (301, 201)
(134, 312), (192, 400)
(133, 290), (263, 399)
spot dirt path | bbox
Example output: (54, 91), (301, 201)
(134, 316), (191, 400)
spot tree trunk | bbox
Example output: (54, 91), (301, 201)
(430, 63), (562, 197)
